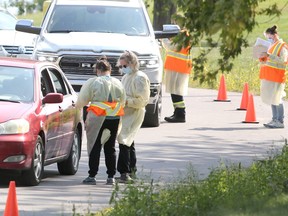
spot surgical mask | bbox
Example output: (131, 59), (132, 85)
(122, 66), (132, 74)
(268, 38), (274, 44)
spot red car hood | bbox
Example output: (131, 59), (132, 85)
(0, 102), (33, 122)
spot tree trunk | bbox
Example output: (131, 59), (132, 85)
(153, 0), (176, 31)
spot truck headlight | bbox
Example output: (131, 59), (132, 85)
(139, 58), (159, 69)
(36, 52), (58, 62)
(0, 119), (30, 135)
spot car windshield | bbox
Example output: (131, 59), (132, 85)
(0, 10), (17, 30)
(46, 5), (149, 36)
(0, 66), (34, 102)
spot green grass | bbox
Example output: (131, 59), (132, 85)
(18, 11), (44, 26)
(93, 140), (288, 216)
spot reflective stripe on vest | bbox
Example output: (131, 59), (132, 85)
(266, 41), (286, 70)
(259, 41), (287, 83)
(87, 101), (124, 116)
(164, 46), (192, 74)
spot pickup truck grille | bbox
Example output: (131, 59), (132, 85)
(59, 56), (122, 76)
(3, 45), (34, 55)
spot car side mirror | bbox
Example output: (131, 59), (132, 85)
(43, 93), (63, 104)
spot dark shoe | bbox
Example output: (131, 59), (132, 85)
(82, 176), (96, 185)
(165, 108), (186, 123)
(165, 115), (186, 123)
(117, 173), (133, 184)
(164, 113), (174, 122)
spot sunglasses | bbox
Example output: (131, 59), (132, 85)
(118, 65), (127, 69)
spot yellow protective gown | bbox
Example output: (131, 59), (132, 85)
(117, 70), (150, 147)
(260, 39), (288, 105)
(76, 76), (126, 155)
(162, 38), (191, 96)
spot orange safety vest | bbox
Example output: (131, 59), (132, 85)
(259, 40), (288, 83)
(164, 44), (192, 74)
(87, 101), (124, 116)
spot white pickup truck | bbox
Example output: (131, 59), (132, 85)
(15, 0), (180, 127)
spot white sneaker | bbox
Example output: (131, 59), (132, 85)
(263, 120), (276, 128)
(264, 120), (284, 129)
(106, 177), (115, 185)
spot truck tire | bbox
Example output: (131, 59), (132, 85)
(142, 90), (162, 127)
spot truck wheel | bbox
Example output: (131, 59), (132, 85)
(143, 100), (162, 127)
(57, 129), (81, 175)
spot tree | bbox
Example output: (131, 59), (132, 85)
(153, 0), (176, 30)
(172, 0), (286, 84)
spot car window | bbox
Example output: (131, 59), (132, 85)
(0, 66), (34, 102)
(46, 5), (149, 36)
(48, 68), (68, 95)
(41, 69), (54, 97)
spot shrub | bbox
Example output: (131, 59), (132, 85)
(101, 140), (288, 216)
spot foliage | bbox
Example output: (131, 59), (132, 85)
(36, 0), (46, 11)
(173, 0), (288, 84)
(9, 0), (37, 15)
(152, 0), (176, 30)
(97, 140), (288, 216)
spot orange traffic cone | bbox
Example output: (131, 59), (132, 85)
(237, 82), (249, 110)
(4, 181), (19, 216)
(242, 94), (259, 124)
(214, 74), (231, 102)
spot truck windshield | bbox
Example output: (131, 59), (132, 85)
(46, 5), (149, 36)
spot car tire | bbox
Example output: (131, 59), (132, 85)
(57, 129), (81, 175)
(22, 136), (44, 186)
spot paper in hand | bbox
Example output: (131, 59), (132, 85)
(253, 37), (271, 59)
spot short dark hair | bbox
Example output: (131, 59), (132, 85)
(95, 56), (111, 72)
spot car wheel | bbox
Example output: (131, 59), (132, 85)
(22, 136), (44, 186)
(57, 129), (81, 175)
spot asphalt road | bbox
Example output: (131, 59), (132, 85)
(0, 87), (288, 215)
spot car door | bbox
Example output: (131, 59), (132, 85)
(40, 69), (63, 160)
(48, 68), (76, 156)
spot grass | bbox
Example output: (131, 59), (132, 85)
(95, 140), (288, 216)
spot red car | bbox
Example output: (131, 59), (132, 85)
(0, 57), (83, 186)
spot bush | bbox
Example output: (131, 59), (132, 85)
(100, 140), (288, 216)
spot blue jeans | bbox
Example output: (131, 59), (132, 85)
(272, 104), (284, 123)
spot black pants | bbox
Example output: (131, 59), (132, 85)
(171, 94), (184, 103)
(88, 118), (120, 178)
(117, 142), (137, 174)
